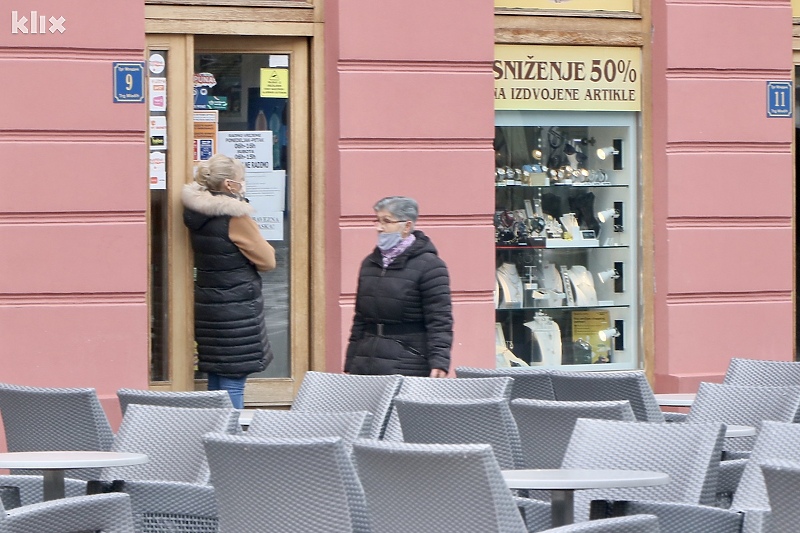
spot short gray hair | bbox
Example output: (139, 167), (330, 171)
(373, 196), (419, 223)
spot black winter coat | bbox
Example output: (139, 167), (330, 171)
(345, 231), (453, 376)
(182, 184), (273, 377)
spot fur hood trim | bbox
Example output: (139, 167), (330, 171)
(181, 182), (253, 217)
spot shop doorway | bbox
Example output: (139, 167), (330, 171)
(146, 35), (310, 406)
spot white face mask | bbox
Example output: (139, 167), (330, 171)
(377, 231), (403, 251)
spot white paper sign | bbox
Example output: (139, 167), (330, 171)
(253, 211), (284, 241)
(247, 170), (285, 212)
(216, 131), (273, 172)
(149, 151), (166, 190)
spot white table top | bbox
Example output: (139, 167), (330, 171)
(502, 469), (670, 491)
(0, 451), (148, 469)
(238, 410), (253, 427)
(654, 393), (696, 407)
(725, 425), (757, 438)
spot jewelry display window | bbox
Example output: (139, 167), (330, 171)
(494, 111), (639, 371)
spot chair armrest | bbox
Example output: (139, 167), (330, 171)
(120, 480), (217, 516)
(590, 499), (743, 533)
(513, 496), (551, 533)
(4, 493), (134, 532)
(663, 412), (688, 423)
(0, 475), (86, 506)
(718, 459), (748, 499)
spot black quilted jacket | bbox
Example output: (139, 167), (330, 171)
(345, 231), (453, 376)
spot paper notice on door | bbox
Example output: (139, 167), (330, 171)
(247, 170), (285, 212)
(253, 212), (284, 241)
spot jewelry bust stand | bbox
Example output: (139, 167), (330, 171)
(495, 323), (529, 367)
(567, 265), (598, 306)
(496, 263), (524, 307)
(524, 313), (562, 366)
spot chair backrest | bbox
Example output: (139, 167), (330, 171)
(0, 383), (114, 480)
(686, 382), (800, 452)
(539, 515), (661, 533)
(246, 410), (372, 451)
(204, 434), (370, 533)
(723, 358), (800, 387)
(510, 399), (636, 469)
(117, 388), (233, 415)
(562, 419), (725, 521)
(383, 375), (512, 441)
(455, 367), (555, 401)
(549, 371), (665, 423)
(351, 439), (528, 533)
(394, 397), (524, 469)
(761, 459), (800, 533)
(291, 372), (402, 439)
(0, 493), (136, 533)
(730, 421), (800, 512)
(103, 404), (239, 484)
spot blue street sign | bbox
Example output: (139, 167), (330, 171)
(766, 81), (792, 118)
(113, 62), (145, 103)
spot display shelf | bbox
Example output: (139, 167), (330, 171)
(493, 112), (638, 371)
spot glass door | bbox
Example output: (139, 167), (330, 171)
(147, 35), (310, 406)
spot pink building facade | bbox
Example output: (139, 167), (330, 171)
(0, 1), (795, 412)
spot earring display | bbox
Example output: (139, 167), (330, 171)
(493, 117), (638, 370)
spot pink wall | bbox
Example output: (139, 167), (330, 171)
(0, 0), (148, 425)
(324, 0), (497, 373)
(651, 1), (794, 391)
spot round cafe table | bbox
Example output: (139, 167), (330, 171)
(0, 451), (148, 501)
(654, 393), (696, 407)
(502, 468), (670, 527)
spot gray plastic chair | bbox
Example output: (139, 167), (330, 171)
(592, 421), (800, 533)
(510, 399), (636, 469)
(117, 389), (233, 415)
(383, 375), (512, 441)
(761, 459), (800, 533)
(352, 439), (546, 533)
(245, 410), (372, 452)
(0, 383), (114, 480)
(0, 492), (135, 533)
(541, 515), (661, 532)
(560, 419), (725, 525)
(549, 371), (665, 423)
(204, 434), (370, 533)
(291, 372), (402, 439)
(101, 404), (240, 533)
(455, 367), (556, 401)
(685, 382), (800, 454)
(723, 358), (800, 387)
(394, 397), (525, 469)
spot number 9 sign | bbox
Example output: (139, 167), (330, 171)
(113, 62), (145, 103)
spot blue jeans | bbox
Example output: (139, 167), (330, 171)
(207, 373), (247, 409)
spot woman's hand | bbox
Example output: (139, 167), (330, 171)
(429, 368), (447, 378)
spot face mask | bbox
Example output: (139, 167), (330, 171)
(377, 231), (403, 251)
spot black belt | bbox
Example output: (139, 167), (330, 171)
(363, 322), (426, 336)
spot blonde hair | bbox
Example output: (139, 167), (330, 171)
(194, 154), (245, 191)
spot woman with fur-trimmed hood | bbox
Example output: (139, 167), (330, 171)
(182, 154), (276, 408)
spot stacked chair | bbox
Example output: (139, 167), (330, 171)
(383, 375), (512, 441)
(290, 371), (402, 439)
(455, 367), (556, 401)
(95, 404), (240, 532)
(761, 460), (800, 533)
(723, 358), (800, 387)
(204, 434), (370, 532)
(117, 389), (233, 415)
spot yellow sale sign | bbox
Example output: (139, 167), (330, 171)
(494, 45), (642, 112)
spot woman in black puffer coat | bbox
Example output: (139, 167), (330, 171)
(182, 154), (276, 408)
(345, 196), (453, 377)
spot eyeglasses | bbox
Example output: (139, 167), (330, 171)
(374, 218), (407, 227)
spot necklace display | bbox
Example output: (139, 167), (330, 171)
(567, 265), (598, 306)
(496, 263), (524, 306)
(524, 313), (562, 366)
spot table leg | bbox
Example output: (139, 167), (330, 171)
(42, 469), (65, 501)
(550, 489), (574, 527)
